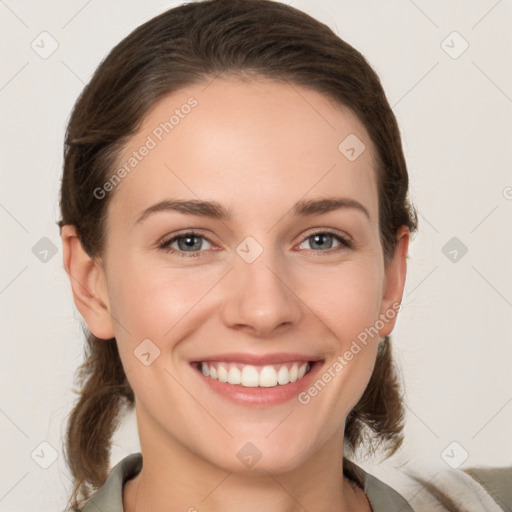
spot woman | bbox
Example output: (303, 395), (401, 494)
(58, 0), (511, 510)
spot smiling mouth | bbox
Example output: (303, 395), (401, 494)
(192, 361), (314, 388)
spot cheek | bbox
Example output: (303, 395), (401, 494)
(293, 259), (383, 412)
(297, 258), (384, 340)
(107, 257), (222, 347)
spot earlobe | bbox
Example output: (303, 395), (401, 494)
(60, 225), (115, 340)
(378, 226), (410, 338)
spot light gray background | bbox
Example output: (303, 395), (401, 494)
(1, 1), (511, 510)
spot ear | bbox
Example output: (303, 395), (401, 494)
(60, 225), (115, 340)
(378, 225), (410, 338)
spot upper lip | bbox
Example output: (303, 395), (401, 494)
(190, 352), (322, 365)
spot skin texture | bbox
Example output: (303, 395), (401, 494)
(61, 77), (409, 512)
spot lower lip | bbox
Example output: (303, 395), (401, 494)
(192, 361), (324, 406)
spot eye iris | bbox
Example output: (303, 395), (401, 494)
(310, 233), (333, 250)
(178, 235), (202, 251)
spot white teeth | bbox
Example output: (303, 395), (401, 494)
(277, 365), (289, 385)
(198, 361), (311, 388)
(217, 366), (228, 383)
(259, 365), (278, 387)
(227, 366), (241, 385)
(241, 365), (259, 387)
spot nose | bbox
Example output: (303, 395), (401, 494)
(221, 250), (303, 337)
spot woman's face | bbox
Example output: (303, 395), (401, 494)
(89, 77), (408, 473)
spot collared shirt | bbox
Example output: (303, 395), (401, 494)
(81, 452), (510, 511)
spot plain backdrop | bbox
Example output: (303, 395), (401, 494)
(1, 1), (511, 510)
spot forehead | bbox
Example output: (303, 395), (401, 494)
(107, 77), (379, 229)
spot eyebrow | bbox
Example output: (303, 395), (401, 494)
(135, 196), (371, 224)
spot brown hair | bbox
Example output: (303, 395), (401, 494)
(58, 0), (418, 509)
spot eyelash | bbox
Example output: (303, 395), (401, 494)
(158, 230), (353, 258)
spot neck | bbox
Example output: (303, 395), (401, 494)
(123, 410), (371, 512)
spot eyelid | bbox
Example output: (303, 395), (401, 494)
(298, 226), (353, 245)
(158, 229), (216, 252)
(158, 227), (354, 256)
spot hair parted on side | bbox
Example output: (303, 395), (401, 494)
(58, 0), (418, 509)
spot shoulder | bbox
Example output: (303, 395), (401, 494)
(462, 465), (512, 512)
(356, 458), (512, 512)
(81, 452), (143, 512)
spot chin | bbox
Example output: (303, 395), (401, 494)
(201, 438), (317, 476)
